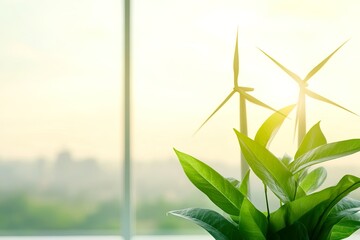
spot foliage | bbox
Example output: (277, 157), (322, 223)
(0, 193), (210, 235)
(170, 107), (360, 239)
(0, 195), (122, 235)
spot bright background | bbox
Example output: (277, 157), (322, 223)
(0, 0), (122, 163)
(0, 0), (359, 165)
(133, 0), (360, 170)
(0, 0), (359, 236)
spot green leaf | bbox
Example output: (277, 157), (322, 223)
(234, 130), (297, 203)
(169, 208), (242, 240)
(269, 175), (360, 238)
(295, 122), (327, 160)
(238, 198), (268, 240)
(174, 149), (243, 215)
(299, 167), (327, 193)
(319, 198), (360, 240)
(255, 104), (296, 148)
(289, 139), (360, 174)
(295, 169), (308, 183)
(311, 176), (360, 238)
(226, 171), (249, 202)
(280, 153), (293, 167)
(303, 40), (348, 82)
(330, 213), (360, 240)
(226, 177), (241, 189)
(239, 170), (250, 196)
(272, 221), (310, 240)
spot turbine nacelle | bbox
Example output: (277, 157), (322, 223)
(298, 81), (309, 88)
(196, 30), (279, 135)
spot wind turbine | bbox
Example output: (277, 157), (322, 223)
(259, 41), (358, 147)
(196, 31), (279, 180)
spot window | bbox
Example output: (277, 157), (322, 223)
(0, 0), (123, 236)
(132, 0), (360, 237)
(0, 0), (360, 239)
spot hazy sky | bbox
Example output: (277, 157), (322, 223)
(0, 0), (122, 162)
(133, 0), (360, 170)
(0, 1), (359, 170)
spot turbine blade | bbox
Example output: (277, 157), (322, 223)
(194, 90), (236, 134)
(306, 88), (358, 116)
(304, 40), (349, 82)
(233, 30), (239, 87)
(238, 86), (254, 92)
(241, 91), (289, 118)
(242, 91), (278, 113)
(258, 48), (302, 84)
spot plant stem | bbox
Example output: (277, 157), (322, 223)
(294, 181), (298, 200)
(264, 184), (270, 223)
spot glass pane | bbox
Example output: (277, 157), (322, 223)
(0, 0), (123, 235)
(133, 0), (360, 236)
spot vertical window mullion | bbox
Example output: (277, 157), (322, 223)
(123, 0), (132, 239)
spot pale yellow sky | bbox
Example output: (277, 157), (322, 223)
(133, 0), (360, 166)
(0, 0), (122, 162)
(0, 1), (359, 169)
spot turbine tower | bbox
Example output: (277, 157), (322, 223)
(197, 31), (279, 180)
(259, 41), (357, 147)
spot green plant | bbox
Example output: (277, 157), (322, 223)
(169, 106), (360, 239)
